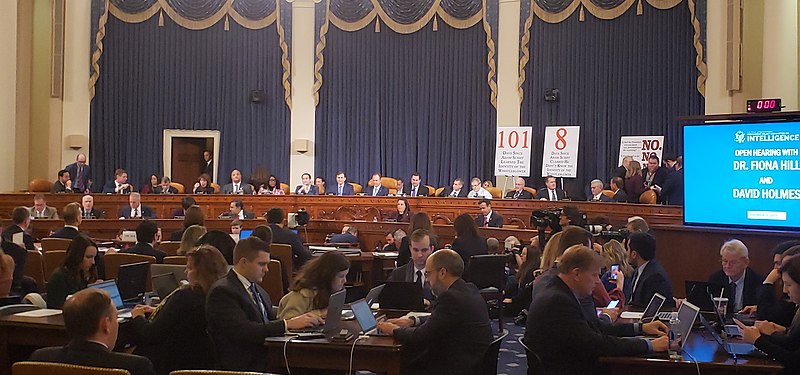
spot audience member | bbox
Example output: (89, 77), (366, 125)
(122, 221), (167, 263)
(654, 156), (684, 205)
(385, 229), (406, 252)
(223, 200), (254, 220)
(708, 239), (764, 313)
(599, 239), (633, 294)
(536, 175), (566, 201)
(46, 235), (99, 309)
(612, 156), (633, 180)
(743, 241), (800, 325)
(81, 195), (104, 219)
(328, 225), (358, 244)
(295, 173), (319, 195)
(467, 177), (493, 199)
(29, 194), (59, 219)
(193, 173), (215, 194)
(474, 199), (503, 228)
(624, 232), (674, 307)
(366, 173), (389, 196)
(2, 206), (35, 250)
(486, 237), (501, 254)
(624, 161), (646, 203)
(609, 176), (627, 202)
(397, 212), (438, 267)
(118, 193), (156, 219)
(51, 169), (74, 193)
(1, 207), (37, 294)
(389, 229), (436, 302)
(64, 153), (92, 193)
(278, 251), (350, 319)
(377, 249), (492, 375)
(451, 213), (488, 268)
(206, 237), (322, 372)
(229, 220), (242, 236)
(50, 203), (82, 239)
(221, 169), (253, 194)
(196, 230), (237, 265)
(405, 171), (430, 197)
(0, 247), (13, 298)
(442, 178), (468, 197)
(642, 155), (668, 191)
(177, 225), (207, 256)
(390, 197), (412, 222)
(332, 171), (355, 196)
(31, 288), (155, 375)
(587, 179), (612, 202)
(266, 208), (312, 270)
(626, 216), (649, 233)
(251, 225), (273, 245)
(102, 168), (133, 194)
(171, 196), (196, 218)
(153, 176), (177, 194)
(171, 206), (204, 241)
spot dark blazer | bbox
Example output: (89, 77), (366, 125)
(45, 267), (88, 309)
(505, 189), (534, 199)
(364, 185), (389, 196)
(642, 167), (668, 189)
(193, 186), (215, 195)
(387, 262), (435, 301)
(64, 162), (92, 192)
(397, 235), (439, 267)
(1, 225), (35, 250)
(587, 194), (613, 202)
(624, 175), (646, 203)
(1, 236), (30, 290)
(81, 207), (104, 219)
(525, 275), (650, 374)
(331, 183), (355, 196)
(118, 205), (157, 219)
(221, 183), (254, 195)
(268, 224), (312, 270)
(206, 270), (286, 372)
(612, 165), (627, 180)
(451, 235), (488, 267)
(389, 210), (412, 223)
(474, 212), (503, 228)
(624, 259), (674, 308)
(221, 210), (255, 220)
(294, 184), (319, 195)
(754, 310), (800, 372)
(50, 226), (80, 240)
(51, 181), (74, 194)
(535, 188), (565, 200)
(203, 160), (213, 179)
(660, 168), (684, 205)
(123, 243), (167, 263)
(441, 187), (468, 198)
(756, 285), (797, 327)
(102, 180), (133, 194)
(328, 232), (358, 244)
(393, 278), (492, 375)
(611, 189), (628, 203)
(129, 286), (215, 375)
(30, 340), (155, 375)
(153, 186), (178, 195)
(404, 184), (430, 197)
(708, 267), (764, 311)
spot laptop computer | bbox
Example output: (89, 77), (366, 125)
(90, 280), (135, 318)
(672, 300), (701, 351)
(685, 280), (723, 312)
(288, 289), (346, 335)
(152, 272), (180, 299)
(379, 281), (425, 311)
(239, 229), (253, 240)
(343, 284), (385, 319)
(352, 299), (390, 336)
(117, 261), (149, 302)
(150, 264), (187, 282)
(619, 293), (666, 322)
(699, 314), (765, 357)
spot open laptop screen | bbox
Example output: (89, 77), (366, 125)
(641, 293), (666, 322)
(352, 299), (377, 333)
(90, 280), (124, 309)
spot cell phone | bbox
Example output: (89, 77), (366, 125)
(606, 300), (619, 309)
(610, 264), (619, 280)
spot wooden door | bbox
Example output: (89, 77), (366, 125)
(171, 138), (207, 188)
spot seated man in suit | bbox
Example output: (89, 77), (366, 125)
(365, 173), (389, 196)
(388, 229), (435, 303)
(536, 175), (566, 201)
(118, 193), (156, 219)
(206, 237), (323, 372)
(332, 171), (355, 196)
(474, 199), (503, 228)
(1, 207), (36, 293)
(2, 207), (35, 250)
(30, 288), (155, 375)
(29, 194), (59, 219)
(383, 229), (406, 252)
(153, 176), (178, 194)
(102, 168), (133, 194)
(50, 203), (82, 240)
(624, 232), (674, 307)
(266, 208), (312, 270)
(64, 153), (92, 193)
(81, 194), (104, 219)
(708, 239), (764, 313)
(504, 177), (534, 199)
(467, 177), (493, 199)
(221, 169), (254, 195)
(222, 200), (254, 220)
(442, 178), (468, 198)
(294, 173), (319, 195)
(525, 245), (668, 374)
(328, 225), (359, 244)
(587, 179), (612, 202)
(122, 220), (167, 263)
(378, 249), (492, 375)
(171, 196), (196, 218)
(51, 169), (74, 193)
(405, 172), (430, 197)
(609, 177), (628, 202)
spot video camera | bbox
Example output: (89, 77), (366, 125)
(599, 228), (630, 242)
(530, 208), (562, 229)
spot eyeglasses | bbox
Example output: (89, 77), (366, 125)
(423, 268), (443, 278)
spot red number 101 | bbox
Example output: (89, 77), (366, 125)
(498, 131), (530, 149)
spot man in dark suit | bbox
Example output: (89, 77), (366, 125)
(331, 171), (355, 196)
(609, 177), (628, 203)
(81, 194), (104, 219)
(505, 177), (534, 199)
(642, 155), (668, 191)
(654, 156), (684, 205)
(51, 169), (74, 193)
(474, 199), (503, 228)
(294, 173), (319, 195)
(206, 237), (323, 372)
(118, 193), (156, 219)
(122, 220), (167, 263)
(612, 156), (633, 180)
(404, 172), (430, 197)
(1, 207), (38, 294)
(328, 225), (359, 244)
(64, 153), (92, 193)
(2, 207), (35, 250)
(525, 246), (668, 374)
(51, 203), (82, 240)
(102, 168), (133, 194)
(535, 175), (566, 201)
(153, 176), (178, 194)
(202, 150), (213, 181)
(221, 200), (254, 220)
(624, 232), (674, 307)
(587, 179), (612, 202)
(29, 194), (60, 219)
(221, 169), (254, 195)
(30, 288), (155, 375)
(378, 249), (492, 375)
(707, 239), (764, 313)
(365, 173), (389, 196)
(388, 229), (435, 302)
(441, 178), (469, 197)
(266, 208), (312, 270)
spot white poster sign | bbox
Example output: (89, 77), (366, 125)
(541, 126), (580, 178)
(618, 136), (665, 166)
(494, 127), (532, 176)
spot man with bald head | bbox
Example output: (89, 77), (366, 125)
(504, 177), (533, 199)
(65, 153), (92, 193)
(30, 289), (155, 375)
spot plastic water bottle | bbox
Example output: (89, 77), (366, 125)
(668, 316), (682, 360)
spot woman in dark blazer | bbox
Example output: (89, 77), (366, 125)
(389, 197), (412, 223)
(450, 213), (488, 268)
(46, 235), (99, 309)
(192, 174), (215, 194)
(128, 245), (228, 375)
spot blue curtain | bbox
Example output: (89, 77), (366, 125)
(314, 23), (497, 187)
(521, 3), (704, 199)
(90, 15), (290, 189)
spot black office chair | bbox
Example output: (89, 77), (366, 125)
(518, 336), (544, 375)
(464, 254), (508, 332)
(475, 329), (508, 375)
(0, 304), (39, 317)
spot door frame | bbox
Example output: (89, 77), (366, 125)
(163, 129), (221, 183)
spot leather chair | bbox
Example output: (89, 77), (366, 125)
(435, 187), (445, 197)
(23, 251), (46, 292)
(518, 336), (544, 374)
(163, 256), (187, 265)
(28, 179), (53, 193)
(104, 253), (156, 291)
(280, 183), (290, 193)
(159, 241), (181, 256)
(269, 244), (293, 291)
(639, 190), (657, 204)
(41, 238), (71, 253)
(170, 182), (185, 194)
(463, 254), (507, 332)
(602, 189), (615, 199)
(210, 183), (221, 193)
(0, 304), (39, 317)
(380, 177), (398, 191)
(523, 186), (537, 196)
(259, 259), (284, 304)
(349, 182), (362, 194)
(476, 329), (509, 375)
(486, 187), (502, 198)
(424, 185), (435, 195)
(12, 362), (130, 375)
(43, 251), (67, 286)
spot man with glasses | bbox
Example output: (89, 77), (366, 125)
(65, 153), (92, 193)
(708, 239), (764, 313)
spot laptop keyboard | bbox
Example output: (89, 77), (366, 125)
(656, 311), (677, 321)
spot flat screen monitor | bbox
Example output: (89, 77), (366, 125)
(683, 120), (800, 230)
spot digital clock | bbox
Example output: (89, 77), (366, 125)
(746, 98), (781, 113)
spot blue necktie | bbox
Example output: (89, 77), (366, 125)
(249, 283), (268, 322)
(338, 185), (343, 195)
